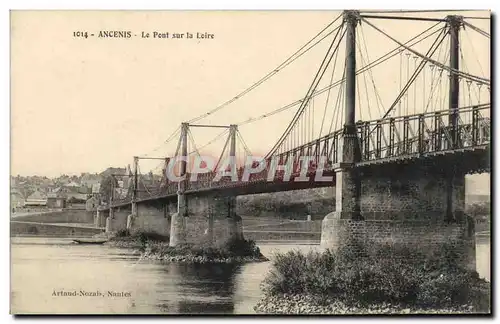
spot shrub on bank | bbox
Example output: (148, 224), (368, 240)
(109, 230), (266, 263)
(146, 237), (266, 262)
(111, 229), (170, 242)
(261, 243), (490, 312)
(108, 230), (170, 249)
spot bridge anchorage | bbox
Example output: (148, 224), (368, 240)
(99, 10), (489, 266)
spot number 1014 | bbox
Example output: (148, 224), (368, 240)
(73, 31), (88, 38)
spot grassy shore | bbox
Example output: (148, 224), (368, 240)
(106, 230), (268, 264)
(255, 243), (490, 314)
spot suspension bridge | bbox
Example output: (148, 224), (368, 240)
(95, 10), (489, 264)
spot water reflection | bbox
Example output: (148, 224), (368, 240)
(10, 237), (490, 314)
(157, 263), (241, 314)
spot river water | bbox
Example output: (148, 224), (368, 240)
(10, 236), (490, 314)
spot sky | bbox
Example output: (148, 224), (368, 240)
(10, 10), (490, 184)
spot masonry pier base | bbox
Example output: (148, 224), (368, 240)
(321, 164), (476, 271)
(169, 194), (244, 247)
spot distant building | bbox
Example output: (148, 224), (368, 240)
(91, 183), (101, 195)
(67, 192), (89, 202)
(24, 190), (48, 207)
(80, 173), (102, 190)
(52, 184), (89, 202)
(100, 167), (127, 178)
(85, 196), (99, 211)
(64, 181), (81, 189)
(47, 193), (67, 208)
(10, 189), (25, 208)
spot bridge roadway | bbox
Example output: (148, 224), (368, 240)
(103, 105), (490, 210)
(91, 116), (489, 276)
(105, 142), (489, 210)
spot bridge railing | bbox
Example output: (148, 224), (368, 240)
(105, 105), (490, 207)
(358, 105), (490, 160)
(164, 105), (491, 193)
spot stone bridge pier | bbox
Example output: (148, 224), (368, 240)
(125, 201), (171, 236)
(104, 203), (171, 236)
(170, 193), (243, 247)
(102, 206), (131, 233)
(321, 161), (476, 270)
(103, 193), (244, 246)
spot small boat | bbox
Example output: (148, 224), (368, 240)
(73, 238), (108, 245)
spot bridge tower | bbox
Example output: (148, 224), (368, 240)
(321, 12), (475, 270)
(223, 124), (243, 240)
(169, 122), (189, 246)
(132, 156), (138, 215)
(126, 156), (139, 231)
(448, 15), (462, 148)
(321, 10), (363, 249)
(445, 15), (465, 223)
(168, 122), (244, 247)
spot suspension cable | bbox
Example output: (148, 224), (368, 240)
(462, 20), (490, 38)
(191, 128), (229, 153)
(318, 46), (340, 137)
(463, 29), (487, 78)
(422, 39), (444, 112)
(237, 22), (443, 127)
(329, 62), (346, 134)
(265, 24), (346, 159)
(383, 26), (447, 118)
(187, 14), (343, 124)
(236, 130), (252, 156)
(359, 24), (385, 118)
(356, 40), (371, 120)
(187, 129), (202, 159)
(361, 17), (490, 85)
(142, 126), (181, 157)
(214, 134), (230, 172)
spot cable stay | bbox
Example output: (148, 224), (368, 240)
(187, 129), (202, 159)
(361, 17), (490, 86)
(236, 22), (442, 128)
(382, 26), (447, 119)
(329, 63), (346, 134)
(213, 134), (231, 173)
(462, 29), (487, 78)
(274, 25), (346, 157)
(236, 130), (252, 156)
(422, 39), (445, 113)
(318, 44), (340, 138)
(425, 59), (448, 113)
(265, 23), (346, 159)
(146, 13), (346, 158)
(236, 130), (253, 169)
(463, 20), (490, 38)
(459, 43), (484, 104)
(141, 126), (181, 158)
(191, 129), (229, 155)
(425, 36), (450, 113)
(358, 25), (385, 118)
(173, 133), (182, 159)
(186, 14), (343, 124)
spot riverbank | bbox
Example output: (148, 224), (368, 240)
(255, 245), (491, 315)
(254, 294), (480, 314)
(104, 231), (269, 264)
